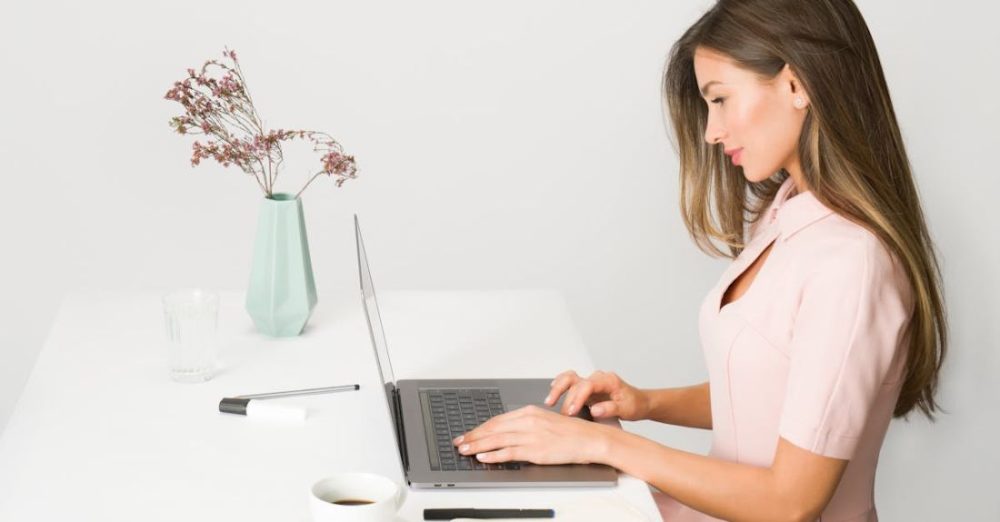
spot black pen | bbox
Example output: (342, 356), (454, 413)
(424, 508), (555, 520)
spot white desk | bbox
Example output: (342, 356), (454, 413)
(0, 289), (662, 521)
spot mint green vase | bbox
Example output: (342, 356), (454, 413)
(245, 193), (318, 337)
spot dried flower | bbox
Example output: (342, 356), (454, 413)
(164, 47), (358, 198)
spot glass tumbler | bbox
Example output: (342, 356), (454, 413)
(162, 289), (219, 383)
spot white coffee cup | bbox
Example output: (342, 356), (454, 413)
(309, 472), (404, 522)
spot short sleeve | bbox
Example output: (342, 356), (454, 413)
(778, 237), (913, 460)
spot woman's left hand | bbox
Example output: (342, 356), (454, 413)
(453, 405), (616, 465)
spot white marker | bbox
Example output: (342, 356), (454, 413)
(219, 397), (307, 422)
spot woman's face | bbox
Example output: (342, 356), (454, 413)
(693, 46), (810, 184)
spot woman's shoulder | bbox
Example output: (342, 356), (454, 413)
(794, 212), (896, 269)
(790, 212), (914, 312)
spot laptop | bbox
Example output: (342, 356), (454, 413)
(354, 215), (618, 488)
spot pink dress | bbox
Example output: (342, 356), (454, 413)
(656, 176), (914, 521)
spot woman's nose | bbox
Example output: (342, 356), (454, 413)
(704, 121), (726, 145)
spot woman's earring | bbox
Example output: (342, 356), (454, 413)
(794, 97), (807, 109)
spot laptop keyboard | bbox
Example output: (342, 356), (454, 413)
(427, 388), (521, 471)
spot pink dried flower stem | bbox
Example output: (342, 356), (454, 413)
(165, 48), (357, 199)
(294, 131), (358, 198)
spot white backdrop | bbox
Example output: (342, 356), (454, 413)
(1, 0), (997, 519)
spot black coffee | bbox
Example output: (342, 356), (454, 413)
(330, 499), (374, 506)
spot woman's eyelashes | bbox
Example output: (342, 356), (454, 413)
(711, 97), (725, 106)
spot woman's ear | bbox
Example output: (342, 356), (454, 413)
(782, 63), (811, 107)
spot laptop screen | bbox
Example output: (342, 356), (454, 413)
(355, 216), (397, 386)
(354, 215), (406, 467)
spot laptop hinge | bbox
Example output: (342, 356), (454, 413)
(392, 386), (410, 472)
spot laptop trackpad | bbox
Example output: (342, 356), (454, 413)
(505, 403), (593, 421)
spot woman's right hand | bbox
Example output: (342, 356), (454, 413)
(544, 370), (650, 421)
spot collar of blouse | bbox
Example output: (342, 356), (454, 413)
(763, 176), (835, 242)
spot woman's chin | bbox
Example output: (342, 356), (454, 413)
(740, 168), (758, 181)
(741, 168), (772, 184)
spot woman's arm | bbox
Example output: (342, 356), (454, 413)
(642, 381), (712, 429)
(457, 406), (846, 521)
(601, 430), (847, 522)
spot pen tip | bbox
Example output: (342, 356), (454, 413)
(354, 384), (360, 390)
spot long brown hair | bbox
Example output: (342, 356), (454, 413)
(663, 0), (947, 419)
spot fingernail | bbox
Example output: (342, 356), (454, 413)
(459, 444), (470, 453)
(568, 404), (576, 415)
(476, 453), (488, 461)
(454, 436), (464, 444)
(544, 394), (552, 404)
(592, 406), (603, 416)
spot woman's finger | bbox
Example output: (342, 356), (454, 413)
(589, 400), (618, 418)
(454, 405), (535, 444)
(457, 431), (527, 457)
(562, 379), (594, 416)
(559, 381), (580, 415)
(545, 371), (579, 406)
(552, 369), (578, 384)
(585, 371), (620, 394)
(474, 446), (519, 463)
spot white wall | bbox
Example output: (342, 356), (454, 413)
(1, 0), (997, 518)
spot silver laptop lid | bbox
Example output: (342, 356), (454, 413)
(355, 215), (398, 386)
(355, 215), (406, 470)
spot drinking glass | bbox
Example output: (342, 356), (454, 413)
(162, 289), (219, 383)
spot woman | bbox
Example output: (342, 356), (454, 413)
(452, 0), (947, 520)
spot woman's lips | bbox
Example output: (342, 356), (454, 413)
(732, 149), (743, 166)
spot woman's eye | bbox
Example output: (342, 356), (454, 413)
(711, 97), (725, 105)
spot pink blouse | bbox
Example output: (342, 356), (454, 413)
(657, 176), (914, 521)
